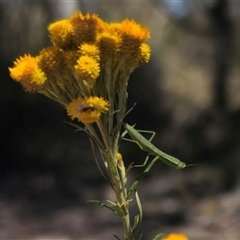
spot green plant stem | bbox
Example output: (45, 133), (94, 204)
(103, 151), (133, 239)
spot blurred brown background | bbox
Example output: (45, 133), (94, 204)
(1, 1), (240, 239)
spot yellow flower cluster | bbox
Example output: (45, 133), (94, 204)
(9, 12), (151, 124)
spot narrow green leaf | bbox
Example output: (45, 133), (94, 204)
(87, 199), (118, 214)
(137, 233), (143, 240)
(133, 190), (143, 239)
(89, 137), (108, 181)
(133, 214), (140, 230)
(113, 234), (121, 240)
(152, 233), (167, 240)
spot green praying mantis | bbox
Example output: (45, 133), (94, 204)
(121, 123), (189, 198)
(122, 123), (186, 169)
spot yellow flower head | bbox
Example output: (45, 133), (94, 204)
(116, 152), (123, 162)
(118, 19), (150, 56)
(137, 43), (151, 64)
(9, 54), (47, 92)
(38, 46), (65, 75)
(48, 19), (74, 49)
(121, 19), (150, 41)
(163, 233), (188, 240)
(97, 30), (121, 61)
(70, 12), (107, 46)
(74, 56), (100, 88)
(66, 96), (109, 124)
(78, 43), (100, 61)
